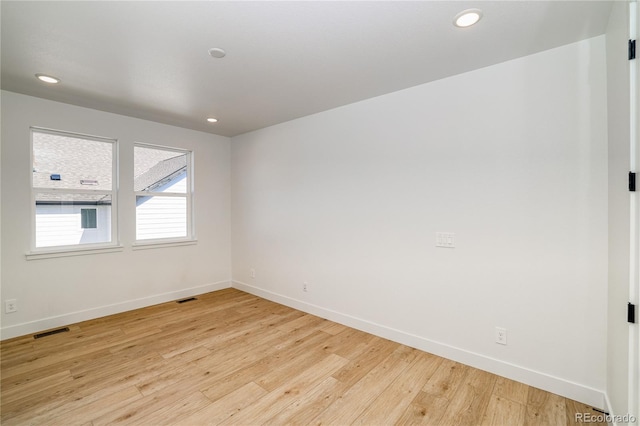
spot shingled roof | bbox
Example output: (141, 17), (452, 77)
(33, 131), (186, 203)
(133, 154), (187, 192)
(33, 132), (113, 192)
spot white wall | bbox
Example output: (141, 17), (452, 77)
(1, 91), (231, 338)
(231, 37), (609, 406)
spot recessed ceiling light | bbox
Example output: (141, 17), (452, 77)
(208, 48), (226, 59)
(35, 73), (60, 84)
(207, 117), (218, 123)
(454, 9), (483, 28)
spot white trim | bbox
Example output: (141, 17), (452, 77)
(232, 280), (606, 409)
(132, 239), (197, 250)
(134, 141), (190, 155)
(30, 126), (118, 144)
(134, 191), (186, 197)
(35, 188), (114, 196)
(26, 244), (124, 260)
(113, 133), (120, 247)
(189, 147), (196, 243)
(0, 280), (231, 341)
(30, 128), (36, 250)
(630, 1), (640, 421)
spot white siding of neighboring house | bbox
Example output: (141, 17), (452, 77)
(35, 205), (111, 248)
(136, 173), (187, 240)
(35, 171), (187, 246)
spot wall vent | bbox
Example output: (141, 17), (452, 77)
(177, 297), (197, 304)
(34, 327), (70, 339)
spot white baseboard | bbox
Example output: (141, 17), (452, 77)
(232, 280), (606, 409)
(0, 280), (231, 341)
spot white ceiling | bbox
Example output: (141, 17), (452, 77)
(1, 1), (613, 137)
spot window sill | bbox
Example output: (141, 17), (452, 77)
(26, 245), (124, 260)
(132, 239), (197, 251)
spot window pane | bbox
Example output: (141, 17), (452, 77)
(33, 131), (113, 191)
(81, 209), (97, 229)
(35, 193), (112, 248)
(134, 146), (187, 194)
(136, 196), (186, 240)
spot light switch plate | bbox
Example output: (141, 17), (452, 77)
(436, 232), (455, 248)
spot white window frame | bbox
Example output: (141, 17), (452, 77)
(28, 127), (121, 259)
(132, 142), (195, 247)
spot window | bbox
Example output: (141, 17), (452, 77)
(81, 209), (97, 229)
(134, 144), (193, 242)
(31, 128), (117, 249)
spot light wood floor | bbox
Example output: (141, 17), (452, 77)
(1, 288), (605, 425)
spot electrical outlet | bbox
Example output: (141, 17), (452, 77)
(5, 299), (18, 314)
(303, 282), (308, 292)
(495, 327), (507, 345)
(250, 268), (255, 279)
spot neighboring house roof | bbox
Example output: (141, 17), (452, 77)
(133, 155), (187, 192)
(32, 132), (113, 192)
(34, 131), (187, 204)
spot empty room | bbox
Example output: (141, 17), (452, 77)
(1, 1), (638, 425)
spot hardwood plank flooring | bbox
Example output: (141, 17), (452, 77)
(1, 288), (606, 425)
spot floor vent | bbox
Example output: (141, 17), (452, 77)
(34, 327), (70, 339)
(176, 297), (197, 304)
